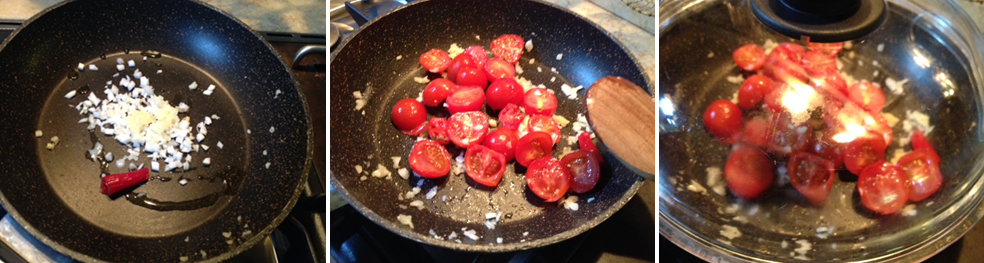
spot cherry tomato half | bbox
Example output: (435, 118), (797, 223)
(810, 130), (845, 169)
(422, 78), (457, 107)
(484, 57), (516, 82)
(577, 131), (604, 164)
(768, 111), (812, 156)
(456, 66), (489, 87)
(563, 150), (600, 194)
(499, 103), (527, 131)
(391, 98), (427, 135)
(703, 100), (744, 140)
(844, 133), (887, 175)
(484, 128), (519, 162)
(724, 144), (775, 199)
(733, 44), (766, 71)
(515, 131), (554, 167)
(463, 45), (489, 70)
(427, 117), (451, 145)
(737, 75), (775, 110)
(526, 157), (571, 202)
(523, 88), (559, 116)
(847, 81), (885, 113)
(858, 161), (910, 214)
(807, 41), (844, 57)
(491, 34), (525, 64)
(787, 152), (836, 205)
(409, 140), (452, 178)
(897, 149), (942, 202)
(736, 116), (770, 149)
(447, 111), (489, 149)
(802, 50), (837, 77)
(910, 129), (940, 164)
(446, 85), (486, 114)
(528, 115), (562, 145)
(419, 49), (452, 73)
(486, 78), (524, 110)
(465, 145), (507, 187)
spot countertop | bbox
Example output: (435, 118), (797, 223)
(0, 0), (327, 34)
(3, 0), (655, 85)
(539, 0), (656, 85)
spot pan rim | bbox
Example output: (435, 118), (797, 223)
(0, 0), (315, 262)
(328, 0), (652, 252)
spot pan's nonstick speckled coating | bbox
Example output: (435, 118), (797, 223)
(330, 0), (652, 252)
(0, 0), (312, 262)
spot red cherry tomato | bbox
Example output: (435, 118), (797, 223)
(522, 88), (559, 116)
(858, 161), (910, 214)
(763, 44), (808, 82)
(528, 115), (562, 145)
(447, 111), (489, 149)
(724, 144), (775, 199)
(515, 131), (554, 167)
(446, 85), (486, 114)
(483, 128), (519, 162)
(787, 152), (836, 205)
(563, 150), (601, 194)
(422, 79), (457, 107)
(486, 78), (524, 110)
(391, 99), (427, 135)
(419, 49), (452, 73)
(847, 81), (885, 113)
(768, 112), (812, 156)
(526, 157), (570, 202)
(897, 149), (942, 202)
(456, 66), (488, 87)
(736, 116), (770, 149)
(427, 117), (451, 145)
(702, 100), (744, 140)
(447, 55), (476, 83)
(802, 50), (836, 76)
(774, 43), (806, 62)
(910, 130), (940, 163)
(807, 41), (844, 57)
(498, 103), (527, 131)
(732, 44), (766, 71)
(484, 57), (516, 82)
(464, 145), (507, 187)
(868, 113), (894, 147)
(843, 133), (887, 175)
(810, 72), (850, 103)
(409, 140), (452, 178)
(737, 75), (775, 110)
(463, 45), (489, 69)
(577, 131), (604, 164)
(491, 34), (524, 64)
(810, 130), (845, 169)
(763, 85), (787, 113)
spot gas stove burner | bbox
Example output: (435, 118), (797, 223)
(330, 23), (339, 48)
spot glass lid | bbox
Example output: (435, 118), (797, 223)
(659, 0), (984, 261)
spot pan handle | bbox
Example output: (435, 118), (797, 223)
(292, 45), (327, 69)
(344, 2), (371, 26)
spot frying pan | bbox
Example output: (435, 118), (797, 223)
(330, 0), (653, 252)
(0, 0), (312, 262)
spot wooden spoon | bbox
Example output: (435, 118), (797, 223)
(585, 76), (656, 180)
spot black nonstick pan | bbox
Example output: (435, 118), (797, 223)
(0, 0), (312, 262)
(329, 0), (652, 252)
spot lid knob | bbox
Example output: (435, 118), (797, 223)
(750, 0), (886, 42)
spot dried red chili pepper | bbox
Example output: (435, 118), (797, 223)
(100, 168), (149, 196)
